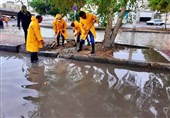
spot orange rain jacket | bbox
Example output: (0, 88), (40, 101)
(52, 14), (68, 39)
(72, 20), (81, 36)
(79, 12), (98, 40)
(26, 16), (43, 52)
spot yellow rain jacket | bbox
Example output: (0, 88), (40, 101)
(26, 16), (43, 52)
(79, 12), (98, 40)
(52, 14), (68, 39)
(73, 20), (81, 36)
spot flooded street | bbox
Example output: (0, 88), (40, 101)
(115, 31), (170, 50)
(1, 52), (170, 118)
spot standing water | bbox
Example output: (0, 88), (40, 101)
(0, 51), (170, 118)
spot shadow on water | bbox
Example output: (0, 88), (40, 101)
(1, 52), (170, 118)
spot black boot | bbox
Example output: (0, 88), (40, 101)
(62, 38), (65, 47)
(87, 38), (90, 46)
(74, 35), (80, 47)
(73, 43), (77, 47)
(91, 43), (95, 54)
(57, 38), (60, 46)
(77, 41), (83, 52)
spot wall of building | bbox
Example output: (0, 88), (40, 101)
(2, 1), (20, 10)
(136, 0), (170, 23)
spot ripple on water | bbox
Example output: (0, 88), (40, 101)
(1, 52), (170, 118)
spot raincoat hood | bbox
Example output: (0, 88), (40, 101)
(31, 16), (38, 22)
(55, 14), (62, 19)
(52, 15), (68, 39)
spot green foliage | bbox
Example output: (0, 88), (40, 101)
(29, 0), (60, 16)
(30, 0), (85, 18)
(30, 0), (137, 25)
(48, 0), (85, 16)
(85, 0), (137, 26)
(48, 3), (60, 16)
(68, 11), (80, 21)
(149, 0), (170, 13)
(84, 0), (118, 26)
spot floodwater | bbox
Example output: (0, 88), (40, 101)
(112, 48), (169, 63)
(1, 51), (170, 118)
(115, 31), (170, 50)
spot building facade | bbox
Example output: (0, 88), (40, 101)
(2, 1), (20, 10)
(137, 0), (170, 23)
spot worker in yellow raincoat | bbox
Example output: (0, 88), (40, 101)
(78, 11), (98, 54)
(52, 14), (68, 47)
(26, 15), (44, 63)
(71, 20), (90, 47)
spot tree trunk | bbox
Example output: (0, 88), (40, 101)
(102, 6), (126, 48)
(165, 12), (168, 30)
(102, 7), (114, 47)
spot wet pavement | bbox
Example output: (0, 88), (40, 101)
(0, 51), (170, 118)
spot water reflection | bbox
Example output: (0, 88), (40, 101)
(26, 60), (170, 118)
(0, 52), (39, 118)
(112, 48), (169, 63)
(1, 52), (170, 118)
(25, 65), (46, 90)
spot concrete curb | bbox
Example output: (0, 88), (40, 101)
(39, 51), (59, 57)
(114, 43), (150, 49)
(121, 28), (170, 34)
(0, 44), (20, 53)
(0, 44), (170, 71)
(155, 49), (170, 62)
(59, 53), (170, 71)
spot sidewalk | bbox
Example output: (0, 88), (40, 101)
(0, 21), (170, 71)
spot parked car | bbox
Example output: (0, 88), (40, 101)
(146, 19), (165, 25)
(9, 16), (17, 20)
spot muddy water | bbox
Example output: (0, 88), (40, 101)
(0, 51), (170, 118)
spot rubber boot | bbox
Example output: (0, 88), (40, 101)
(91, 43), (95, 54)
(73, 43), (77, 47)
(87, 38), (90, 46)
(62, 38), (65, 47)
(74, 35), (80, 47)
(77, 41), (83, 52)
(57, 38), (60, 46)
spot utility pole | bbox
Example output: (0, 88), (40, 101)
(72, 3), (77, 21)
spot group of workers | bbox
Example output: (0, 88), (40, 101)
(17, 5), (98, 63)
(52, 11), (98, 54)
